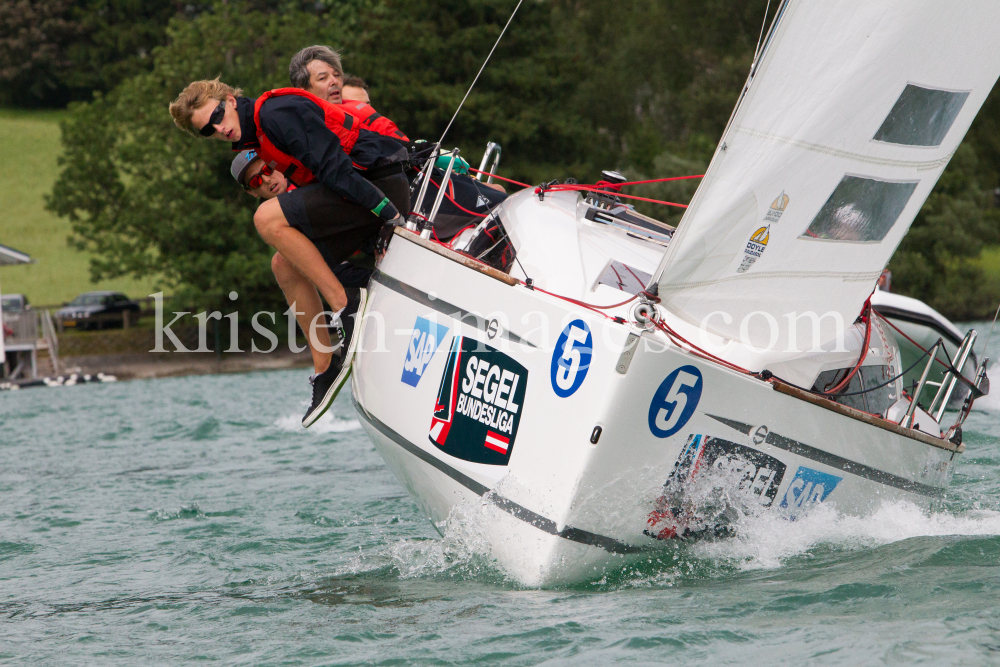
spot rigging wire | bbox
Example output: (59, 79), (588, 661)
(982, 300), (1000, 357)
(873, 310), (952, 371)
(770, 345), (935, 399)
(437, 0), (525, 147)
(752, 0), (773, 69)
(536, 183), (690, 208)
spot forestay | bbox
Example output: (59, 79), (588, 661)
(654, 0), (1000, 352)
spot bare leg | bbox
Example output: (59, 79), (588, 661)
(271, 252), (333, 374)
(254, 199), (348, 312)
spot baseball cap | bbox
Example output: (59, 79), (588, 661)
(231, 149), (260, 186)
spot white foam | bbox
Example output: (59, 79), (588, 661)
(335, 499), (506, 582)
(692, 500), (1000, 570)
(975, 384), (1000, 411)
(273, 411), (361, 434)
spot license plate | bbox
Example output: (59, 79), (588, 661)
(63, 320), (77, 326)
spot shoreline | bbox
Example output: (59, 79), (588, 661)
(15, 349), (313, 385)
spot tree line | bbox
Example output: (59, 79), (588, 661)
(4, 0), (997, 319)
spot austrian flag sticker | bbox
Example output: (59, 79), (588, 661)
(484, 431), (510, 454)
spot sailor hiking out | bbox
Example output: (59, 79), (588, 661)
(169, 76), (408, 427)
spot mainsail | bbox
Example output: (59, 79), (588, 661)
(654, 0), (1000, 352)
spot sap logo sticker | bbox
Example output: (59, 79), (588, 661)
(551, 320), (593, 397)
(401, 317), (450, 387)
(648, 366), (703, 438)
(779, 467), (842, 517)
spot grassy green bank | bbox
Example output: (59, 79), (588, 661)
(0, 109), (160, 307)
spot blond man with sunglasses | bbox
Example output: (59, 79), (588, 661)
(169, 78), (409, 427)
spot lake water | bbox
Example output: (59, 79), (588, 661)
(2, 328), (1000, 665)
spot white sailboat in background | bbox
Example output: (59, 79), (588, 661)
(351, 0), (997, 586)
(871, 288), (979, 409)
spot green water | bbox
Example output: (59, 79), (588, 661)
(2, 332), (1000, 665)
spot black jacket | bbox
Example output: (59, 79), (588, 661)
(234, 96), (405, 221)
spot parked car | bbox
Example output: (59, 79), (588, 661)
(56, 291), (140, 330)
(1, 293), (29, 313)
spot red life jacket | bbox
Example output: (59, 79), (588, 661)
(253, 88), (360, 187)
(340, 99), (410, 142)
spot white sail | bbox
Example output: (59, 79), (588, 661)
(654, 0), (1000, 352)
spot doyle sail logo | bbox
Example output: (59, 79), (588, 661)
(778, 466), (842, 518)
(401, 316), (449, 387)
(429, 336), (528, 466)
(738, 191), (788, 274)
(765, 191), (788, 222)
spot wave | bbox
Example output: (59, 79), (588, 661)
(690, 500), (1000, 570)
(273, 411), (361, 434)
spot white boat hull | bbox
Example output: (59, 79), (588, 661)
(352, 231), (962, 587)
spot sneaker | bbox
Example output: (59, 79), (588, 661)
(302, 357), (349, 427)
(301, 288), (367, 428)
(332, 287), (367, 368)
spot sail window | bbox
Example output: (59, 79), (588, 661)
(800, 175), (918, 243)
(873, 84), (969, 147)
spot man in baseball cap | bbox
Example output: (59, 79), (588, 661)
(230, 150), (374, 423)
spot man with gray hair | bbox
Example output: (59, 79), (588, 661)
(289, 45), (344, 105)
(288, 45), (410, 141)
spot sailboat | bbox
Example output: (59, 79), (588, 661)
(871, 288), (979, 409)
(351, 0), (996, 586)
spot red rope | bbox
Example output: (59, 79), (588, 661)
(822, 300), (873, 395)
(608, 175), (704, 187)
(468, 169), (704, 191)
(429, 178), (488, 218)
(526, 285), (643, 314)
(446, 224), (478, 248)
(467, 168), (531, 188)
(521, 279), (753, 375)
(873, 309), (950, 370)
(465, 168), (702, 208)
(652, 317), (754, 376)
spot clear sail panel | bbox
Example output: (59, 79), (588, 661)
(800, 175), (918, 243)
(873, 84), (970, 147)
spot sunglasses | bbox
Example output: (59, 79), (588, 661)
(198, 100), (226, 137)
(245, 164), (275, 190)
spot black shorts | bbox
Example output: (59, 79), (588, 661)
(331, 261), (374, 289)
(276, 172), (410, 267)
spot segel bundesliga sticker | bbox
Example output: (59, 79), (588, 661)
(428, 336), (528, 466)
(779, 466), (842, 518)
(646, 434), (787, 540)
(401, 317), (450, 387)
(668, 435), (787, 507)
